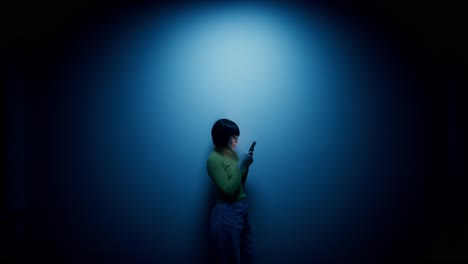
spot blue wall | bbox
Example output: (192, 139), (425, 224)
(4, 1), (461, 263)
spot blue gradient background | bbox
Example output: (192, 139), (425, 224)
(4, 1), (465, 263)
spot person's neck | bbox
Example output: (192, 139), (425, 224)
(216, 146), (237, 159)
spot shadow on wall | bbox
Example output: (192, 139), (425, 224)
(201, 146), (219, 264)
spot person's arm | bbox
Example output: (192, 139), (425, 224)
(242, 168), (249, 184)
(207, 155), (245, 198)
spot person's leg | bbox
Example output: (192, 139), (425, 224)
(240, 212), (257, 264)
(211, 202), (243, 264)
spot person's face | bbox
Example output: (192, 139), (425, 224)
(229, 135), (238, 149)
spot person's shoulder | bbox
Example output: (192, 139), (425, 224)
(207, 150), (222, 161)
(207, 150), (225, 169)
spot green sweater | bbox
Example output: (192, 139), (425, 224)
(207, 147), (249, 202)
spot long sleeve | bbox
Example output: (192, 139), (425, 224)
(207, 154), (245, 199)
(242, 169), (249, 184)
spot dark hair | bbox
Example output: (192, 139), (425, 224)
(211, 119), (240, 148)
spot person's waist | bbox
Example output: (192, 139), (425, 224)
(216, 196), (247, 204)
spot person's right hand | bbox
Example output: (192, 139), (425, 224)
(238, 151), (254, 170)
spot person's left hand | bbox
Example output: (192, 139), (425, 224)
(238, 151), (254, 170)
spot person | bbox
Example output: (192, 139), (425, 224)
(207, 118), (257, 264)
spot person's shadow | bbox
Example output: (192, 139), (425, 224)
(200, 147), (219, 264)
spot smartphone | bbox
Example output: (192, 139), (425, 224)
(249, 141), (256, 153)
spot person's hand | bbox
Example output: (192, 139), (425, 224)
(238, 151), (254, 170)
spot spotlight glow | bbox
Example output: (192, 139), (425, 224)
(144, 5), (325, 122)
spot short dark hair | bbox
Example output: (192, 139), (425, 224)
(211, 119), (240, 148)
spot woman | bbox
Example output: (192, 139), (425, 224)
(207, 118), (256, 264)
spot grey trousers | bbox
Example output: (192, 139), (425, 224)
(211, 198), (257, 264)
